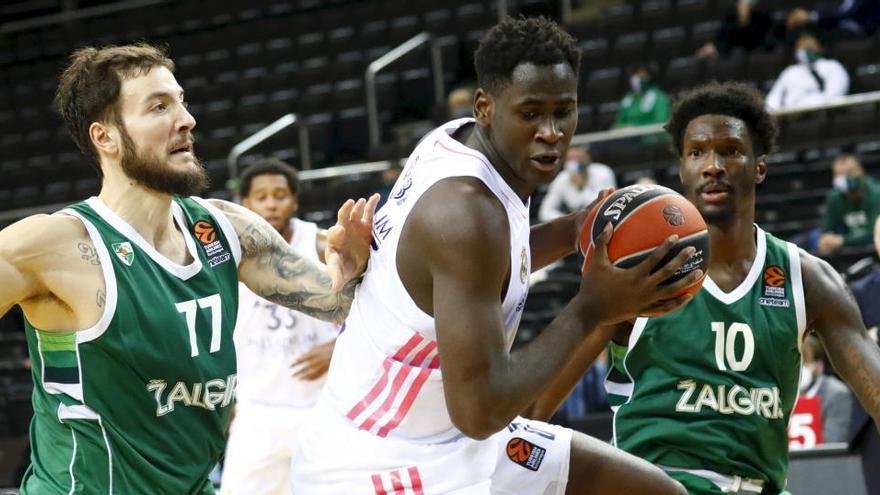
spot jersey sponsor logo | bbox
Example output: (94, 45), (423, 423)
(662, 204), (684, 226)
(111, 241), (135, 266)
(519, 246), (528, 284)
(209, 253), (231, 267)
(506, 437), (546, 471)
(675, 379), (784, 419)
(760, 265), (789, 307)
(146, 374), (236, 416)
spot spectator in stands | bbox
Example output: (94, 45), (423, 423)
(817, 154), (880, 256)
(613, 64), (670, 129)
(849, 216), (880, 337)
(446, 86), (474, 119)
(697, 0), (776, 59)
(799, 334), (853, 444)
(787, 0), (880, 39)
(538, 145), (617, 222)
(766, 32), (849, 111)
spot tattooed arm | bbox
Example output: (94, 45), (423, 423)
(803, 249), (880, 432)
(209, 198), (376, 324)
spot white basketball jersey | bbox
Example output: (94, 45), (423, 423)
(233, 217), (339, 408)
(321, 118), (532, 444)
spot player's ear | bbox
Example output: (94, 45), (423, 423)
(755, 154), (768, 185)
(90, 121), (119, 156)
(473, 88), (492, 127)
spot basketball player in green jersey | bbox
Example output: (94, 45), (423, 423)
(528, 82), (880, 494)
(0, 44), (377, 494)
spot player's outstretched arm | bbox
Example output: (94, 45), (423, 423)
(211, 197), (376, 324)
(803, 250), (880, 430)
(0, 216), (55, 318)
(405, 179), (700, 439)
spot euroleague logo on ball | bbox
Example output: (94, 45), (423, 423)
(662, 205), (685, 226)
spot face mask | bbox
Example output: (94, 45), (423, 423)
(833, 175), (863, 193)
(799, 365), (815, 393)
(564, 159), (580, 173)
(796, 48), (819, 64)
(630, 75), (643, 93)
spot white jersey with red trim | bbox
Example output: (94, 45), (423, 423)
(321, 118), (532, 444)
(233, 217), (339, 408)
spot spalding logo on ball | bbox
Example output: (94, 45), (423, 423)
(579, 184), (710, 316)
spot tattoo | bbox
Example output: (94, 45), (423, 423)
(96, 289), (106, 308)
(240, 221), (355, 324)
(77, 242), (100, 265)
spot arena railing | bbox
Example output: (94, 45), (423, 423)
(365, 32), (445, 149)
(1, 90), (879, 225)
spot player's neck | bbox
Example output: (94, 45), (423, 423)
(97, 173), (180, 248)
(707, 216), (757, 276)
(465, 126), (533, 201)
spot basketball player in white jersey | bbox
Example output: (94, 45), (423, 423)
(292, 18), (701, 495)
(221, 160), (340, 494)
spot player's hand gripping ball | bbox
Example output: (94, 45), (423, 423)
(579, 185), (709, 315)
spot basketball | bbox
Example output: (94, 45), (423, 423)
(580, 184), (709, 315)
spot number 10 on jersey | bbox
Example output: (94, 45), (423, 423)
(711, 322), (755, 371)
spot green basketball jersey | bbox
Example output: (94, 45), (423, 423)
(607, 227), (806, 494)
(21, 196), (241, 495)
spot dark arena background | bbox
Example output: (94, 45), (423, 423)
(1, 0), (878, 493)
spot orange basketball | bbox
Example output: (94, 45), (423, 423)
(579, 184), (710, 316)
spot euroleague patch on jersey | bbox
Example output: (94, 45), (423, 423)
(506, 437), (545, 471)
(759, 265), (790, 307)
(193, 221), (226, 258)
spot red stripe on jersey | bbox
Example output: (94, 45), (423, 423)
(390, 469), (406, 494)
(408, 467), (425, 495)
(346, 358), (393, 422)
(372, 474), (388, 495)
(377, 366), (433, 437)
(359, 363), (414, 431)
(361, 341), (436, 432)
(428, 354), (440, 369)
(346, 334), (423, 422)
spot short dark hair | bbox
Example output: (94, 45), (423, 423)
(474, 16), (581, 92)
(54, 43), (174, 177)
(239, 158), (300, 197)
(665, 82), (777, 157)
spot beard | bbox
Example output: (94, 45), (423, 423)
(118, 128), (209, 197)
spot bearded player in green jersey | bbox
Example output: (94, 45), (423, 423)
(528, 82), (880, 494)
(0, 44), (377, 494)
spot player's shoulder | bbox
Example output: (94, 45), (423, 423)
(0, 213), (91, 267)
(407, 177), (511, 255)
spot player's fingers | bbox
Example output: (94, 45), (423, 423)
(645, 245), (694, 285)
(590, 224), (614, 266)
(363, 193), (380, 225)
(336, 199), (355, 224)
(635, 235), (680, 276)
(656, 269), (704, 300)
(349, 198), (367, 223)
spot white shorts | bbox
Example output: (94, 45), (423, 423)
(220, 402), (314, 495)
(291, 406), (572, 495)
